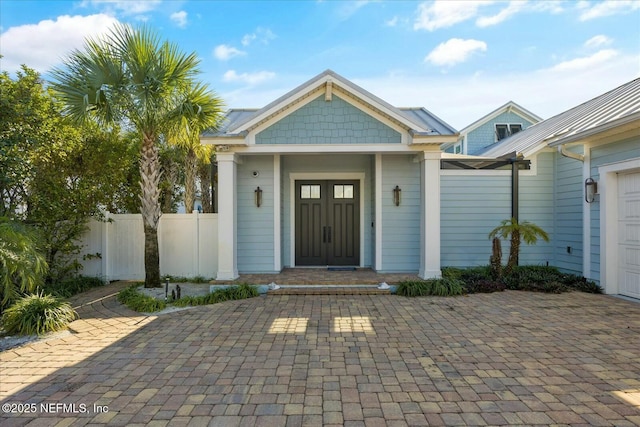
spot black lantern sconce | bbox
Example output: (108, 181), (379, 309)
(255, 186), (262, 207)
(585, 178), (597, 203)
(393, 185), (401, 206)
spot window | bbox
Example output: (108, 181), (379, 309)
(453, 143), (462, 154)
(333, 184), (354, 199)
(300, 185), (321, 199)
(495, 124), (523, 141)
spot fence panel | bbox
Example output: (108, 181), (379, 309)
(76, 213), (218, 281)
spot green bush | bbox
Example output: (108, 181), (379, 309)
(172, 284), (258, 307)
(464, 279), (506, 294)
(117, 286), (166, 312)
(44, 276), (105, 298)
(502, 266), (602, 293)
(396, 278), (465, 297)
(1, 293), (78, 335)
(118, 284), (259, 312)
(162, 275), (210, 284)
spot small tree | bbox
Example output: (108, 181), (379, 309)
(488, 218), (550, 274)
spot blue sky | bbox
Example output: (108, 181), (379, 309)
(1, 0), (639, 128)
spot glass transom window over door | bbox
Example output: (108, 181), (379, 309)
(333, 184), (354, 199)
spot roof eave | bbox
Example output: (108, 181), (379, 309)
(547, 112), (640, 147)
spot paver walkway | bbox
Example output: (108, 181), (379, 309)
(1, 283), (639, 426)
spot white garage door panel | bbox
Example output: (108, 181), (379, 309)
(618, 172), (640, 299)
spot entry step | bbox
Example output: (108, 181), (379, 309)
(267, 284), (392, 295)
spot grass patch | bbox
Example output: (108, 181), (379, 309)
(1, 293), (78, 335)
(396, 278), (465, 297)
(117, 286), (167, 312)
(44, 276), (105, 298)
(117, 284), (259, 312)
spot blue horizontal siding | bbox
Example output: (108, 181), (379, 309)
(237, 156), (275, 273)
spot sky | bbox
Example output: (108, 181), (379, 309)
(1, 0), (639, 129)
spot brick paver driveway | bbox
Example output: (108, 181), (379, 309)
(1, 285), (639, 426)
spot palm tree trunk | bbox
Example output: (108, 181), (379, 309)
(139, 132), (162, 288)
(184, 148), (197, 213)
(506, 229), (520, 274)
(198, 160), (212, 213)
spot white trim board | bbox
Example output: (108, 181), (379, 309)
(289, 172), (366, 268)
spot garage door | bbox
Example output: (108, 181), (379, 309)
(618, 171), (640, 299)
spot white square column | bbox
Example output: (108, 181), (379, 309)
(216, 152), (239, 280)
(419, 151), (442, 279)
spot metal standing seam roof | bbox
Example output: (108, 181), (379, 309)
(202, 70), (457, 138)
(479, 78), (640, 157)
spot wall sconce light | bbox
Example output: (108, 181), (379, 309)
(393, 185), (401, 206)
(585, 178), (597, 203)
(255, 186), (262, 207)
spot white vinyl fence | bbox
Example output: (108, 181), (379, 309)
(77, 213), (218, 281)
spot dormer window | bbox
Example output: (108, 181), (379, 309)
(495, 124), (523, 141)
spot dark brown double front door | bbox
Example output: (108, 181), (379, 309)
(295, 180), (360, 266)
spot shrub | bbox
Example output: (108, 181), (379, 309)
(1, 293), (77, 335)
(396, 278), (465, 297)
(172, 284), (258, 307)
(464, 279), (506, 294)
(117, 286), (166, 312)
(44, 276), (105, 298)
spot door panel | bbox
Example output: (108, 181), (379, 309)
(295, 180), (360, 266)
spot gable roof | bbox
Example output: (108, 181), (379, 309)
(203, 69), (457, 140)
(459, 101), (543, 136)
(479, 78), (640, 157)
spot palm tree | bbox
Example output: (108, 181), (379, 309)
(52, 24), (223, 287)
(170, 83), (222, 213)
(0, 217), (47, 310)
(488, 218), (550, 274)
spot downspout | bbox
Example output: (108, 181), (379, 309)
(557, 145), (584, 162)
(511, 159), (519, 221)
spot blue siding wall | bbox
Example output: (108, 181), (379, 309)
(441, 175), (511, 266)
(519, 152), (554, 265)
(237, 155), (275, 273)
(552, 148), (584, 274)
(441, 152), (555, 267)
(467, 112), (536, 155)
(256, 95), (401, 144)
(281, 154), (373, 267)
(380, 155), (420, 272)
(589, 137), (640, 282)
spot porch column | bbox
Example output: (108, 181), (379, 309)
(216, 152), (239, 280)
(419, 151), (442, 279)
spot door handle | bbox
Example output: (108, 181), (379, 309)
(323, 226), (326, 243)
(327, 226), (331, 243)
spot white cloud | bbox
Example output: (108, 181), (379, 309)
(213, 44), (246, 61)
(385, 16), (399, 27)
(0, 14), (119, 73)
(80, 0), (161, 15)
(584, 35), (613, 49)
(414, 1), (494, 31)
(349, 52), (639, 129)
(425, 38), (487, 66)
(241, 27), (276, 46)
(578, 0), (640, 21)
(170, 11), (188, 28)
(476, 1), (526, 27)
(223, 70), (276, 85)
(550, 49), (619, 72)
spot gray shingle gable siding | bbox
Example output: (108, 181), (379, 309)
(255, 95), (401, 144)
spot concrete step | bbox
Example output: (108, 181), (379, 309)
(267, 285), (392, 296)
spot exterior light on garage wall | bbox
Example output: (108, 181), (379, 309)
(585, 178), (597, 203)
(255, 186), (262, 208)
(393, 185), (401, 207)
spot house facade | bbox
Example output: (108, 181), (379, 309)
(200, 70), (640, 299)
(202, 70), (457, 280)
